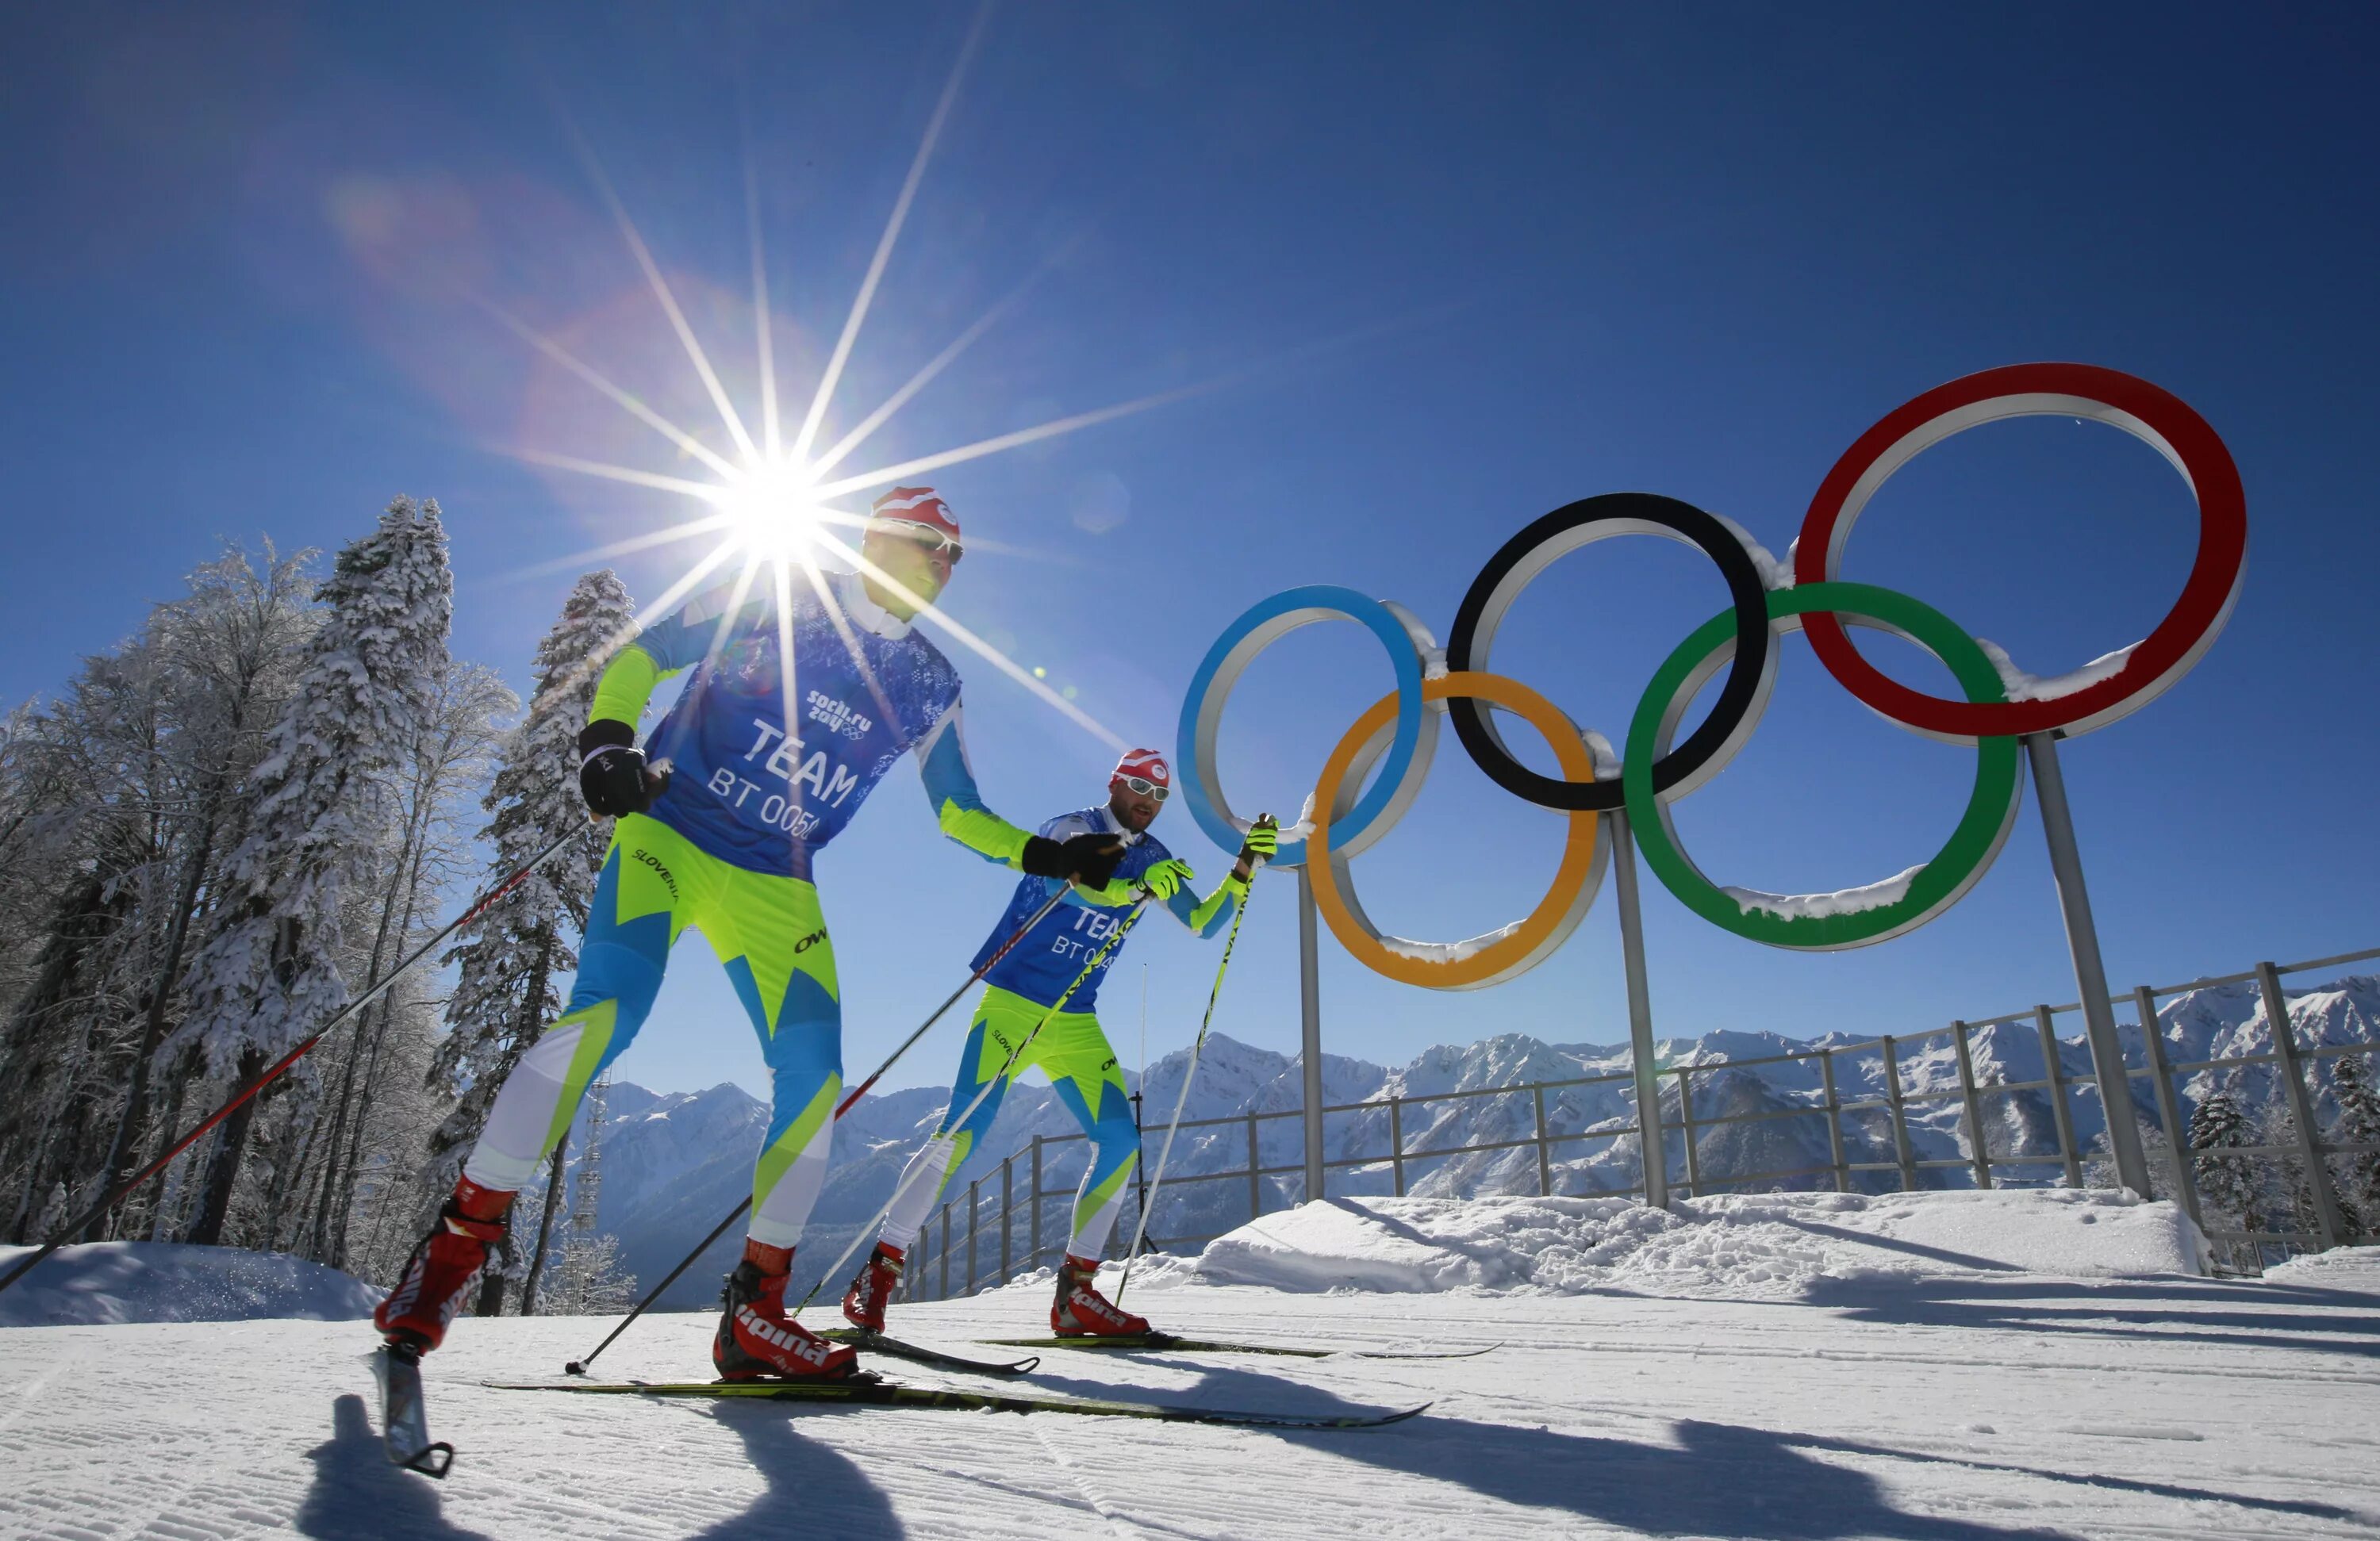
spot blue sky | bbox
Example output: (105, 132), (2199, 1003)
(5, 4), (2374, 1102)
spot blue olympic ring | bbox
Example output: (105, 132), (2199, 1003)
(1175, 585), (1438, 870)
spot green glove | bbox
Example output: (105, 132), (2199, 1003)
(1140, 857), (1195, 901)
(1238, 815), (1280, 866)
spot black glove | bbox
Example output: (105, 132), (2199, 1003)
(578, 720), (654, 818)
(1019, 832), (1126, 889)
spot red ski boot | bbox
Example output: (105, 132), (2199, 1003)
(839, 1243), (905, 1333)
(1052, 1253), (1150, 1337)
(374, 1178), (512, 1352)
(715, 1242), (861, 1381)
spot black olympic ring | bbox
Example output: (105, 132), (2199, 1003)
(1445, 493), (1775, 813)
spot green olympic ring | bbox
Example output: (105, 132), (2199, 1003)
(1622, 581), (2024, 951)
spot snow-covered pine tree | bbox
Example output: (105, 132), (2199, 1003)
(424, 569), (631, 1313)
(2328, 1052), (2380, 1236)
(2187, 1090), (2260, 1270)
(94, 545), (315, 1241)
(2255, 1098), (2326, 1254)
(170, 498), (453, 1246)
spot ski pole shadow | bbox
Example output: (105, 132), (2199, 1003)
(690, 1400), (904, 1539)
(1798, 1273), (2380, 1361)
(294, 1394), (494, 1541)
(1291, 1410), (2370, 1537)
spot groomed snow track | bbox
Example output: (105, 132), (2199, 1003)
(4, 1250), (2378, 1538)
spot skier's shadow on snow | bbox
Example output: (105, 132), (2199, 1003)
(1030, 1359), (2356, 1539)
(690, 1401), (904, 1539)
(294, 1395), (493, 1541)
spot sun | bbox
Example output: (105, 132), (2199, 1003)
(716, 457), (829, 565)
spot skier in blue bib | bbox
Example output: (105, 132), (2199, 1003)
(377, 486), (1127, 1381)
(840, 749), (1277, 1337)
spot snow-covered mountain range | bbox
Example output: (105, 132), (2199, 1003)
(568, 972), (2380, 1305)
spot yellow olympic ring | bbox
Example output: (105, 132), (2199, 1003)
(1307, 671), (1606, 991)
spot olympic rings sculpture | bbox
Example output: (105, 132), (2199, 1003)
(1176, 362), (2245, 991)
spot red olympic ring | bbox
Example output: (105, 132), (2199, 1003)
(1794, 362), (2246, 741)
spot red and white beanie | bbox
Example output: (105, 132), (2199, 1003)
(870, 485), (962, 550)
(1111, 747), (1170, 789)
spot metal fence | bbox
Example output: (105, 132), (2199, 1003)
(904, 945), (2380, 1300)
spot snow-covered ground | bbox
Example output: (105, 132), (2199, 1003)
(2, 1195), (2376, 1539)
(0, 1241), (382, 1328)
(1192, 1190), (2208, 1298)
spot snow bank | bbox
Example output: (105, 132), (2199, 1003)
(1189, 1190), (2205, 1301)
(0, 1242), (383, 1328)
(2261, 1245), (2380, 1289)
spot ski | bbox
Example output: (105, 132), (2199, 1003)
(486, 1376), (1427, 1430)
(979, 1333), (1500, 1361)
(818, 1327), (1040, 1377)
(370, 1344), (455, 1479)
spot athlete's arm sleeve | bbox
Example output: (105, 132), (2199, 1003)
(1180, 876), (1245, 937)
(587, 582), (762, 726)
(913, 700), (1038, 867)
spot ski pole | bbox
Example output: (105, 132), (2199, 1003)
(787, 893), (1157, 1321)
(0, 820), (591, 1300)
(1116, 843), (1269, 1304)
(562, 880), (1079, 1374)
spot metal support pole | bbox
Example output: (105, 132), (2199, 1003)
(1676, 1066), (1703, 1198)
(2036, 1006), (2083, 1188)
(939, 1205), (951, 1300)
(965, 1179), (980, 1296)
(1297, 867), (1326, 1206)
(2024, 731), (2152, 1198)
(2258, 961), (2347, 1248)
(1606, 809), (1668, 1209)
(1030, 1135), (1044, 1268)
(1818, 1049), (1849, 1193)
(1532, 1084), (1553, 1197)
(2134, 985), (2205, 1233)
(1000, 1156), (1013, 1284)
(1880, 1036), (1918, 1192)
(1388, 1096), (1407, 1196)
(1246, 1110), (1262, 1222)
(1952, 1022), (1993, 1189)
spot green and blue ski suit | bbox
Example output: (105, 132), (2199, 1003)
(877, 803), (1244, 1263)
(462, 570), (1042, 1248)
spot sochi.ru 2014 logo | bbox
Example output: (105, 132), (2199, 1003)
(1177, 362), (2245, 990)
(806, 689), (873, 742)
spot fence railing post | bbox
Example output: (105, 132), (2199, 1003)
(1389, 1096), (1407, 1197)
(965, 1178), (981, 1296)
(1246, 1110), (1263, 1221)
(1880, 1035), (1918, 1192)
(939, 1203), (952, 1300)
(2035, 1006), (2082, 1188)
(1029, 1134), (1044, 1272)
(1533, 1083), (1553, 1197)
(1818, 1048), (1849, 1193)
(1000, 1154), (1013, 1285)
(2258, 961), (2347, 1249)
(1951, 1021), (1992, 1190)
(2132, 985), (2205, 1233)
(1676, 1066), (1702, 1198)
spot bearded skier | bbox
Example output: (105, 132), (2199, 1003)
(374, 486), (1126, 1382)
(839, 749), (1276, 1339)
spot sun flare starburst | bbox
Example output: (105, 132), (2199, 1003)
(506, 10), (1140, 751)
